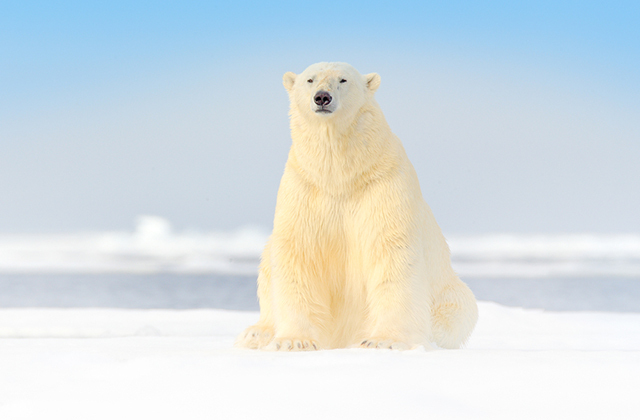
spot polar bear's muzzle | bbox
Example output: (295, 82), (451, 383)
(313, 90), (335, 114)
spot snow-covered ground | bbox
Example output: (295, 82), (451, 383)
(1, 302), (639, 420)
(2, 216), (640, 277)
(2, 217), (639, 418)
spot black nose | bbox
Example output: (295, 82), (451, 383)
(314, 91), (332, 106)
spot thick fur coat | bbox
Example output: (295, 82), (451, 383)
(237, 62), (478, 351)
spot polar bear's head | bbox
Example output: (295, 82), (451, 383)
(283, 62), (381, 124)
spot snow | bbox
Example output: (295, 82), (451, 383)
(448, 233), (640, 277)
(2, 216), (638, 417)
(2, 216), (640, 277)
(1, 302), (639, 420)
(0, 216), (267, 275)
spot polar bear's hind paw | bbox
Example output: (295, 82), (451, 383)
(235, 324), (274, 349)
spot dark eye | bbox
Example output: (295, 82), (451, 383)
(340, 79), (347, 83)
(307, 79), (313, 83)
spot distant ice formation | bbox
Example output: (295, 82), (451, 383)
(448, 234), (640, 278)
(0, 216), (267, 275)
(0, 216), (639, 277)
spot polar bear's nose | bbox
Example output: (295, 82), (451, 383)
(314, 91), (332, 106)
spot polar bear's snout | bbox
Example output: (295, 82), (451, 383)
(314, 91), (332, 106)
(314, 90), (335, 113)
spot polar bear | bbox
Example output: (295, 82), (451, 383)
(236, 62), (477, 351)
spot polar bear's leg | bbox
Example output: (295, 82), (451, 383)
(235, 242), (276, 349)
(356, 253), (431, 350)
(263, 237), (328, 351)
(430, 277), (478, 349)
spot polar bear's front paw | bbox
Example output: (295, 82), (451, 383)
(265, 337), (319, 352)
(236, 324), (274, 349)
(357, 339), (410, 350)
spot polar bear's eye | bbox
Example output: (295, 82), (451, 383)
(307, 79), (313, 83)
(340, 79), (347, 83)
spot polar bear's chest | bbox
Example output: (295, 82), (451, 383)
(306, 190), (384, 257)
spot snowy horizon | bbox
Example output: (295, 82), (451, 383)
(2, 215), (639, 278)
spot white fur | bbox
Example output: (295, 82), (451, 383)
(237, 62), (478, 351)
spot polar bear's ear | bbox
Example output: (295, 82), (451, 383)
(365, 73), (381, 92)
(283, 72), (297, 92)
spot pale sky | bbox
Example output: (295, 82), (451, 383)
(1, 1), (639, 233)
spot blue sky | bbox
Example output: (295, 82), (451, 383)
(3, 1), (638, 101)
(1, 1), (639, 233)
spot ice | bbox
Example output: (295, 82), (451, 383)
(1, 216), (640, 277)
(0, 216), (268, 275)
(449, 233), (640, 277)
(1, 302), (638, 419)
(2, 220), (639, 418)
